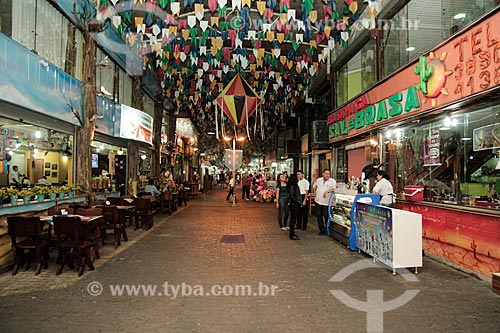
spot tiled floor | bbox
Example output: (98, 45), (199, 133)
(0, 188), (498, 332)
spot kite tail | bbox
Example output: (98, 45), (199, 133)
(260, 106), (264, 140)
(254, 104), (258, 138)
(246, 99), (250, 141)
(215, 102), (219, 140)
(221, 98), (225, 139)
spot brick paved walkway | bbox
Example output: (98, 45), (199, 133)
(0, 188), (499, 332)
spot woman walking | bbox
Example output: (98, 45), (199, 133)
(287, 174), (301, 240)
(275, 173), (289, 230)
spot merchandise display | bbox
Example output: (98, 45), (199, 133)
(327, 189), (380, 250)
(356, 203), (423, 274)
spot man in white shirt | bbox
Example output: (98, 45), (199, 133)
(8, 165), (19, 186)
(296, 170), (310, 230)
(312, 169), (337, 235)
(225, 174), (237, 201)
(37, 176), (52, 186)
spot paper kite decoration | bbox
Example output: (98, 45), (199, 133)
(215, 74), (262, 127)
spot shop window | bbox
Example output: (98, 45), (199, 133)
(336, 39), (376, 107)
(382, 0), (498, 78)
(0, 116), (74, 186)
(387, 103), (500, 209)
(119, 69), (132, 106)
(10, 0), (71, 70)
(96, 49), (114, 98)
(143, 94), (155, 117)
(334, 147), (346, 182)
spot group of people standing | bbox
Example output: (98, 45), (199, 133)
(225, 167), (394, 241)
(275, 170), (310, 240)
(275, 168), (394, 239)
(225, 172), (269, 202)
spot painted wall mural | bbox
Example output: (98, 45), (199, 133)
(398, 202), (500, 278)
(0, 33), (83, 126)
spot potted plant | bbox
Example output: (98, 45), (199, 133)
(18, 189), (34, 204)
(32, 186), (51, 202)
(64, 185), (79, 198)
(52, 186), (65, 199)
(48, 187), (57, 201)
(0, 188), (8, 205)
(7, 188), (19, 205)
(58, 185), (72, 198)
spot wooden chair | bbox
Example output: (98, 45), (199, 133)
(107, 197), (124, 206)
(7, 217), (49, 275)
(76, 208), (103, 259)
(100, 205), (127, 248)
(132, 197), (155, 230)
(178, 189), (189, 206)
(69, 203), (91, 214)
(53, 216), (95, 276)
(160, 191), (176, 215)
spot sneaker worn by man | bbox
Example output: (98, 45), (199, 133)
(318, 230), (326, 235)
(290, 235), (300, 240)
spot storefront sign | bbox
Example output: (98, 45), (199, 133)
(423, 129), (441, 166)
(329, 86), (420, 139)
(451, 21), (500, 99)
(328, 10), (500, 143)
(327, 94), (370, 124)
(473, 123), (500, 151)
(118, 105), (153, 145)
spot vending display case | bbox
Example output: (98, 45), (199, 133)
(327, 189), (380, 250)
(356, 203), (422, 274)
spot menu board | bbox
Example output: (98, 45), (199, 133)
(355, 203), (393, 267)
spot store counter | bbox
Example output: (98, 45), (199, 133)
(396, 199), (500, 278)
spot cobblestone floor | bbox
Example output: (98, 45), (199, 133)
(0, 188), (499, 332)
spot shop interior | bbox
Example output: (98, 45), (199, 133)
(0, 117), (73, 187)
(385, 103), (500, 208)
(90, 141), (127, 194)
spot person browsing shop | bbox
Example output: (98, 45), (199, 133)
(372, 170), (395, 207)
(312, 169), (336, 235)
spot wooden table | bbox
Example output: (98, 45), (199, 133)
(40, 214), (103, 258)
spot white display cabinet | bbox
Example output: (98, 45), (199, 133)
(355, 202), (423, 274)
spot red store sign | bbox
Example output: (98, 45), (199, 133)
(328, 9), (500, 142)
